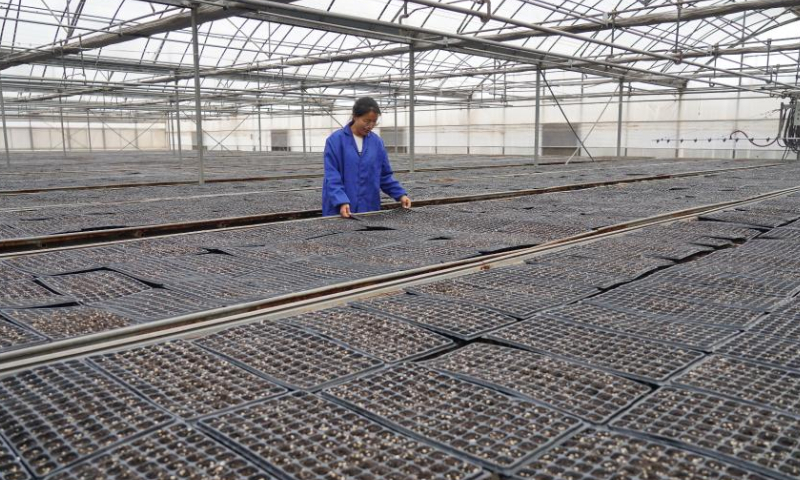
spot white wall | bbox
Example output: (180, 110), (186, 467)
(194, 92), (789, 160)
(0, 119), (168, 151)
(9, 92), (783, 158)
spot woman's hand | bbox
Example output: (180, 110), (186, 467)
(339, 203), (351, 218)
(400, 196), (412, 209)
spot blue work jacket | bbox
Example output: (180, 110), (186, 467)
(322, 122), (407, 216)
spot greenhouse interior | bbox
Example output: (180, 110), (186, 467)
(1, 1), (800, 479)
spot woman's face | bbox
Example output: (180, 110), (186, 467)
(352, 111), (379, 136)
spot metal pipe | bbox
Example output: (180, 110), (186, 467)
(534, 69), (541, 166)
(174, 76), (182, 161)
(191, 7), (204, 184)
(675, 90), (684, 158)
(257, 101), (262, 152)
(300, 85), (306, 157)
(409, 45), (415, 172)
(466, 95), (471, 156)
(58, 97), (67, 157)
(28, 116), (34, 152)
(86, 111), (92, 152)
(393, 91), (398, 154)
(0, 76), (10, 166)
(616, 79), (624, 157)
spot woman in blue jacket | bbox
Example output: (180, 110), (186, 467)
(322, 97), (411, 217)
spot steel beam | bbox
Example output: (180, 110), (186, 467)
(0, 5), (243, 71)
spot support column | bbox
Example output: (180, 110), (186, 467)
(675, 90), (684, 158)
(409, 45), (416, 172)
(166, 112), (172, 151)
(616, 79), (624, 157)
(101, 118), (107, 150)
(300, 85), (307, 157)
(433, 95), (438, 155)
(133, 119), (139, 150)
(86, 111), (92, 152)
(174, 78), (183, 162)
(466, 95), (471, 155)
(257, 102), (262, 152)
(58, 97), (67, 157)
(191, 7), (204, 184)
(534, 69), (541, 166)
(393, 91), (398, 154)
(28, 117), (34, 151)
(0, 76), (10, 166)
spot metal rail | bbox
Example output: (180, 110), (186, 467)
(0, 163), (782, 255)
(2, 182), (799, 375)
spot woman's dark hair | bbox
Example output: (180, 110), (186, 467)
(352, 97), (381, 117)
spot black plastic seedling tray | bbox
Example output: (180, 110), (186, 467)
(714, 332), (800, 372)
(513, 427), (770, 480)
(198, 391), (488, 480)
(585, 290), (762, 328)
(616, 281), (784, 313)
(1, 306), (134, 340)
(425, 343), (650, 424)
(89, 340), (287, 420)
(195, 321), (383, 391)
(279, 306), (453, 363)
(406, 279), (566, 319)
(672, 355), (800, 418)
(747, 308), (800, 342)
(47, 423), (275, 480)
(323, 363), (581, 475)
(456, 267), (600, 299)
(94, 288), (221, 323)
(610, 387), (800, 480)
(0, 280), (71, 309)
(164, 276), (281, 305)
(0, 360), (172, 478)
(541, 303), (739, 350)
(39, 271), (152, 304)
(0, 432), (31, 480)
(485, 316), (704, 383)
(354, 293), (518, 341)
(0, 317), (48, 354)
